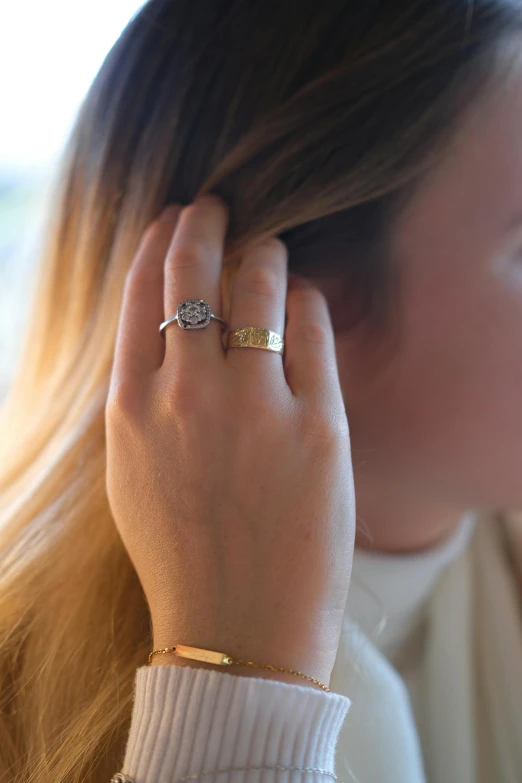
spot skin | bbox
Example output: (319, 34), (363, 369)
(106, 61), (522, 687)
(314, 63), (522, 554)
(107, 200), (355, 689)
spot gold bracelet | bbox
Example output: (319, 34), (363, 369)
(148, 644), (330, 692)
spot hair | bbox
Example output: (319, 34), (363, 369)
(1, 1), (522, 779)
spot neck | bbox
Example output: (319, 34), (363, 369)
(353, 467), (469, 555)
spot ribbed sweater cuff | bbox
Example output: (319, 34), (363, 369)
(121, 664), (351, 783)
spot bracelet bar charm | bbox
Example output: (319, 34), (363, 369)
(148, 643), (329, 690)
(175, 644), (233, 666)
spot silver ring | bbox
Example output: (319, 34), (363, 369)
(159, 298), (228, 336)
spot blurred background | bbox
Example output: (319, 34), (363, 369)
(0, 0), (145, 403)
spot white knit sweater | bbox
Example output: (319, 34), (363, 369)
(119, 512), (522, 783)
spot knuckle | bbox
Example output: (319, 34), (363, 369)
(238, 390), (286, 428)
(145, 218), (166, 238)
(257, 236), (287, 259)
(139, 220), (163, 245)
(241, 265), (279, 299)
(105, 382), (141, 427)
(299, 405), (349, 443)
(167, 372), (208, 415)
(288, 283), (325, 305)
(300, 320), (330, 347)
(125, 263), (149, 290)
(167, 243), (207, 271)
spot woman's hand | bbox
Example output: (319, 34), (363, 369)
(105, 194), (355, 688)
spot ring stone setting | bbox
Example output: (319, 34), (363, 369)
(177, 299), (211, 329)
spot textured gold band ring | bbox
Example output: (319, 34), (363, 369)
(227, 326), (284, 355)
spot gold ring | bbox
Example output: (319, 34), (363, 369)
(226, 326), (284, 354)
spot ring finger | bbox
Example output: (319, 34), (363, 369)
(226, 237), (288, 390)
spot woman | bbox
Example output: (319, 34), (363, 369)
(1, 1), (522, 781)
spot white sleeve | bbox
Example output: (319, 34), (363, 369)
(117, 664), (351, 783)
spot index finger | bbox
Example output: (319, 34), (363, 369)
(111, 206), (181, 393)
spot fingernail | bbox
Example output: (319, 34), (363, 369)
(159, 204), (180, 223)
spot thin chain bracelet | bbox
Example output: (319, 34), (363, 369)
(173, 763), (338, 782)
(111, 763), (337, 783)
(148, 643), (331, 692)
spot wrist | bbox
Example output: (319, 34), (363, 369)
(149, 647), (330, 691)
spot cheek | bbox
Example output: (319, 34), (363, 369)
(342, 269), (522, 508)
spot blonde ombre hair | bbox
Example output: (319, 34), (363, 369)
(1, 2), (522, 780)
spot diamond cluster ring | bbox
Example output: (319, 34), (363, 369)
(159, 298), (228, 334)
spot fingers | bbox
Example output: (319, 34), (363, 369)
(111, 205), (182, 393)
(225, 239), (344, 417)
(111, 192), (344, 429)
(284, 275), (346, 414)
(162, 194), (229, 368)
(225, 238), (288, 390)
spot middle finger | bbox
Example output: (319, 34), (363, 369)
(162, 194), (229, 369)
